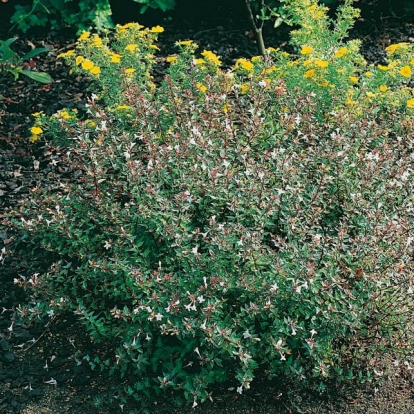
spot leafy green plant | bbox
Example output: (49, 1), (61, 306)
(0, 37), (52, 83)
(10, 0), (175, 34)
(9, 0), (414, 409)
(11, 0), (114, 33)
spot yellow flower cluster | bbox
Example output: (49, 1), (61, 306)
(385, 42), (409, 55)
(201, 50), (221, 66)
(234, 58), (254, 72)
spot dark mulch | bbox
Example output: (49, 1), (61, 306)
(1, 1), (414, 412)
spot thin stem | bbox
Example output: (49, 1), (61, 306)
(243, 0), (267, 56)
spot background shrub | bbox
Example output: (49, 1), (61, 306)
(11, 0), (414, 408)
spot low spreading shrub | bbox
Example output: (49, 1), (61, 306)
(10, 0), (414, 409)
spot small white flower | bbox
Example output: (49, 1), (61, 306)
(103, 241), (111, 250)
(155, 313), (163, 321)
(192, 399), (198, 408)
(258, 80), (267, 88)
(197, 295), (205, 303)
(243, 330), (252, 339)
(310, 329), (317, 337)
(44, 378), (57, 386)
(237, 385), (243, 394)
(270, 283), (278, 292)
(145, 334), (151, 341)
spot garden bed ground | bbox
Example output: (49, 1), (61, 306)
(1, 1), (414, 412)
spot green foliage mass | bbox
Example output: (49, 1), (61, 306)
(9, 0), (414, 410)
(10, 0), (175, 34)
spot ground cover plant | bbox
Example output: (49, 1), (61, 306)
(9, 0), (414, 411)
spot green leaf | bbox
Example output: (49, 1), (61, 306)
(21, 47), (50, 61)
(20, 70), (53, 84)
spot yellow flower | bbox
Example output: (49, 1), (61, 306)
(379, 85), (388, 92)
(81, 60), (94, 70)
(303, 59), (313, 66)
(378, 64), (391, 71)
(91, 35), (102, 47)
(400, 66), (412, 78)
(125, 44), (138, 52)
(407, 98), (414, 108)
(385, 43), (408, 55)
(335, 47), (348, 58)
(308, 4), (317, 11)
(301, 46), (313, 55)
(266, 47), (279, 53)
(125, 68), (135, 74)
(111, 54), (122, 63)
(166, 55), (178, 63)
(315, 59), (329, 68)
(196, 83), (207, 93)
(59, 110), (72, 120)
(261, 66), (277, 75)
(150, 44), (160, 51)
(349, 76), (358, 83)
(194, 58), (205, 65)
(364, 71), (372, 77)
(75, 56), (84, 65)
(251, 56), (261, 63)
(91, 66), (101, 75)
(117, 22), (143, 31)
(78, 31), (90, 41)
(366, 92), (375, 98)
(31, 126), (43, 135)
(85, 120), (96, 127)
(318, 81), (329, 87)
(346, 99), (356, 106)
(176, 40), (193, 46)
(240, 84), (249, 94)
(304, 69), (315, 78)
(57, 49), (75, 59)
(201, 50), (222, 66)
(150, 25), (164, 33)
(32, 111), (44, 117)
(235, 58), (253, 71)
(116, 105), (131, 110)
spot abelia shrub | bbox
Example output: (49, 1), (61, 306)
(11, 0), (414, 409)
